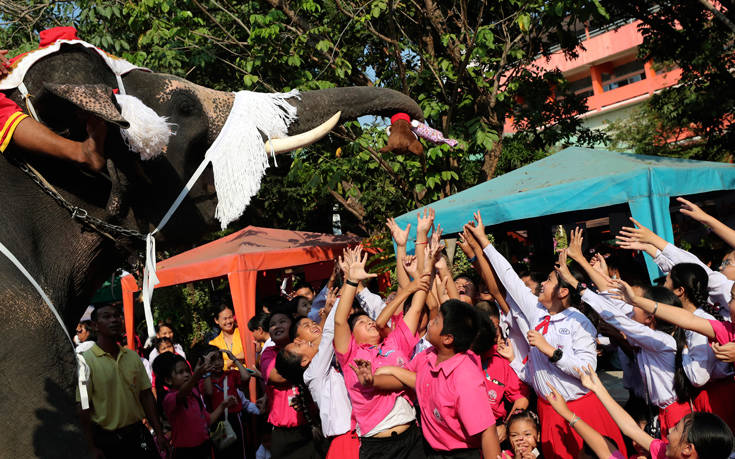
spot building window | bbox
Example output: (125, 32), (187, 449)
(568, 76), (593, 98)
(602, 59), (646, 91)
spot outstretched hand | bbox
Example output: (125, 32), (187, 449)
(346, 246), (377, 283)
(466, 211), (487, 243)
(618, 217), (656, 246)
(545, 382), (572, 418)
(609, 279), (637, 305)
(386, 218), (411, 247)
(348, 359), (374, 387)
(575, 364), (604, 393)
(590, 253), (609, 277)
(566, 227), (584, 262)
(677, 197), (711, 223)
(403, 254), (419, 280)
(497, 338), (515, 362)
(554, 249), (577, 287)
(416, 208), (435, 236)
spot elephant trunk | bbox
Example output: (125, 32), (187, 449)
(285, 86), (423, 135)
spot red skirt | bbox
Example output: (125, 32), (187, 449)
(659, 400), (694, 438)
(537, 391), (627, 459)
(693, 377), (735, 434)
(327, 430), (360, 459)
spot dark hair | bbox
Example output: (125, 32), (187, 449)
(289, 296), (311, 318)
(471, 305), (498, 356)
(440, 300), (480, 353)
(155, 323), (174, 333)
(644, 286), (695, 402)
(189, 343), (220, 365)
(90, 303), (120, 322)
(681, 412), (734, 459)
(275, 348), (306, 386)
(347, 310), (368, 332)
(507, 409), (540, 433)
(554, 260), (588, 308)
(213, 304), (234, 321)
(248, 312), (270, 332)
(78, 320), (96, 341)
(670, 263), (723, 320)
(152, 352), (188, 412)
(153, 337), (174, 352)
(606, 252), (649, 286)
(293, 281), (315, 293)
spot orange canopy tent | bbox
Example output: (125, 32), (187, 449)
(121, 225), (357, 370)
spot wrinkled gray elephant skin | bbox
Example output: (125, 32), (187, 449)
(0, 43), (422, 457)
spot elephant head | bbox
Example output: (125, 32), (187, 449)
(8, 43), (423, 247)
(0, 41), (423, 457)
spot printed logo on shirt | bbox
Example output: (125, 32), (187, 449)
(558, 328), (571, 335)
(488, 389), (497, 402)
(396, 357), (406, 367)
(433, 408), (442, 422)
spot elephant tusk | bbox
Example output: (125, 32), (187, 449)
(264, 111), (341, 153)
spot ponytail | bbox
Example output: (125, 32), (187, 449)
(671, 263), (722, 319)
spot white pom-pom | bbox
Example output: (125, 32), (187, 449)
(115, 93), (175, 160)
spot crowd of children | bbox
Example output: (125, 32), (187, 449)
(82, 199), (735, 459)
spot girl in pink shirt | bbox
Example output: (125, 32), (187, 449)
(153, 352), (236, 458)
(577, 364), (734, 459)
(334, 245), (433, 459)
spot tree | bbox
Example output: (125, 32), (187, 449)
(602, 0), (735, 161)
(0, 0), (608, 236)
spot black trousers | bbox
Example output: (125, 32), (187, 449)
(92, 422), (159, 459)
(173, 441), (213, 459)
(271, 425), (321, 459)
(359, 423), (426, 459)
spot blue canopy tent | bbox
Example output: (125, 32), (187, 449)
(394, 147), (735, 279)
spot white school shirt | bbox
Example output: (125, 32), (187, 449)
(483, 245), (597, 401)
(356, 287), (386, 315)
(654, 244), (732, 321)
(302, 296), (387, 437)
(500, 295), (531, 383)
(308, 284), (330, 323)
(682, 308), (734, 386)
(582, 290), (678, 408)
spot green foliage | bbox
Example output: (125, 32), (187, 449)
(601, 1), (735, 161)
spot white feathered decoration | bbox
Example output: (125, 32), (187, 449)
(206, 89), (299, 229)
(115, 93), (174, 160)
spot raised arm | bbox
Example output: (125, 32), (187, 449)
(469, 211), (540, 322)
(334, 247), (377, 354)
(577, 365), (653, 452)
(403, 243), (440, 334)
(618, 217), (669, 252)
(678, 196), (735, 250)
(611, 279), (715, 339)
(415, 208), (435, 274)
(565, 227), (613, 291)
(462, 226), (510, 315)
(545, 383), (618, 459)
(374, 275), (430, 331)
(387, 217), (412, 288)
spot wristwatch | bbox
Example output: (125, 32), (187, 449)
(549, 348), (563, 363)
(575, 282), (587, 294)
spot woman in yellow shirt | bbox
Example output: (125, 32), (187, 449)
(208, 304), (245, 370)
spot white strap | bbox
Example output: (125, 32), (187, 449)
(0, 239), (91, 409)
(223, 373), (229, 419)
(115, 73), (126, 96)
(141, 155), (212, 342)
(17, 82), (39, 121)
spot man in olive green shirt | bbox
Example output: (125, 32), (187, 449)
(77, 304), (169, 458)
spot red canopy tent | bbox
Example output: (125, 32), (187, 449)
(121, 225), (357, 372)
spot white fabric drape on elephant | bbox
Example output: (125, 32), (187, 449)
(207, 89), (299, 229)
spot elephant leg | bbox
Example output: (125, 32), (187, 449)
(0, 281), (89, 457)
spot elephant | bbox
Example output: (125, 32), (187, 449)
(0, 41), (422, 457)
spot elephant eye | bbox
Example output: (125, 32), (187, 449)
(178, 99), (195, 116)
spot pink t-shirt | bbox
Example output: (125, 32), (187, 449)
(479, 348), (525, 420)
(260, 346), (306, 428)
(649, 439), (667, 459)
(163, 389), (210, 448)
(335, 318), (419, 435)
(709, 319), (735, 345)
(406, 349), (495, 451)
(608, 451), (626, 459)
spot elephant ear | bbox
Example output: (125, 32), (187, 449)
(43, 83), (130, 129)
